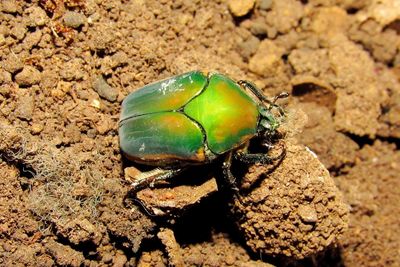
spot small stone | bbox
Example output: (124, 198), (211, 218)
(259, 0), (273, 10)
(0, 71), (12, 85)
(60, 59), (84, 81)
(11, 24), (27, 40)
(228, 0), (255, 17)
(1, 0), (19, 13)
(15, 92), (35, 121)
(250, 21), (269, 36)
(23, 30), (42, 50)
(88, 13), (100, 24)
(93, 76), (118, 102)
(102, 253), (113, 264)
(27, 6), (48, 27)
(113, 252), (127, 267)
(298, 205), (318, 223)
(15, 66), (41, 86)
(31, 123), (44, 134)
(249, 39), (285, 76)
(1, 56), (23, 74)
(0, 34), (5, 46)
(46, 240), (84, 267)
(63, 11), (87, 28)
(238, 36), (260, 59)
(124, 167), (142, 183)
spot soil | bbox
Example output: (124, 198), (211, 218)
(1, 0), (399, 266)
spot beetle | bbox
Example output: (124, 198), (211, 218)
(119, 71), (287, 193)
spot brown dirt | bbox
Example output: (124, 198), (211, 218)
(1, 0), (399, 266)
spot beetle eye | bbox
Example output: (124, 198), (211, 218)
(260, 119), (271, 130)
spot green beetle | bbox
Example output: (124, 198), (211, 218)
(119, 71), (287, 192)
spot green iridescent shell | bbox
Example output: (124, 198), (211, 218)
(119, 71), (259, 165)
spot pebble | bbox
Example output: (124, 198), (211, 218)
(23, 30), (42, 50)
(11, 24), (27, 41)
(250, 21), (269, 36)
(15, 92), (34, 121)
(238, 35), (260, 59)
(113, 252), (127, 267)
(93, 76), (118, 102)
(0, 71), (12, 85)
(259, 0), (273, 10)
(249, 39), (284, 76)
(1, 0), (19, 13)
(102, 253), (113, 264)
(60, 59), (84, 81)
(63, 11), (87, 28)
(298, 205), (318, 223)
(27, 6), (48, 27)
(228, 0), (255, 17)
(31, 123), (44, 135)
(0, 34), (5, 46)
(15, 66), (41, 86)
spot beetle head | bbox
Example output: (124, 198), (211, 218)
(257, 92), (288, 136)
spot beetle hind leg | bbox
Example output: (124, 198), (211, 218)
(131, 168), (184, 192)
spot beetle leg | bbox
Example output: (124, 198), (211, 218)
(238, 80), (288, 116)
(131, 168), (184, 192)
(222, 152), (240, 193)
(238, 80), (289, 105)
(234, 142), (286, 164)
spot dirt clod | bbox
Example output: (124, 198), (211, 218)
(228, 0), (255, 17)
(45, 240), (84, 267)
(14, 66), (41, 87)
(232, 140), (349, 259)
(93, 75), (118, 102)
(63, 11), (86, 28)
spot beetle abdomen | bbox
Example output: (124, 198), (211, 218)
(119, 112), (206, 164)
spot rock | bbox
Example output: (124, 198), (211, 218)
(231, 140), (349, 259)
(93, 76), (118, 102)
(11, 24), (27, 41)
(1, 55), (23, 74)
(63, 11), (87, 28)
(136, 175), (218, 217)
(228, 0), (255, 17)
(310, 7), (348, 35)
(238, 36), (260, 60)
(15, 66), (41, 86)
(0, 70), (12, 85)
(1, 0), (19, 13)
(157, 228), (184, 266)
(45, 240), (84, 267)
(23, 30), (42, 50)
(0, 34), (5, 46)
(27, 6), (48, 27)
(31, 123), (44, 135)
(113, 252), (127, 267)
(249, 39), (285, 76)
(250, 21), (269, 36)
(60, 59), (84, 81)
(15, 92), (34, 121)
(298, 205), (318, 223)
(259, 0), (273, 10)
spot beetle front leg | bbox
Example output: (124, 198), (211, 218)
(222, 152), (240, 193)
(131, 168), (184, 192)
(238, 80), (289, 106)
(234, 144), (286, 164)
